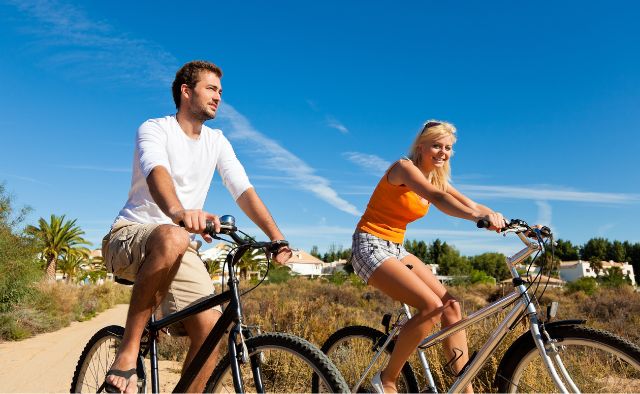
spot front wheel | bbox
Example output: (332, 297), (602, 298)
(70, 325), (147, 393)
(312, 325), (420, 393)
(495, 324), (640, 393)
(205, 332), (349, 393)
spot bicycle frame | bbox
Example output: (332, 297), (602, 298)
(139, 240), (255, 394)
(356, 231), (577, 393)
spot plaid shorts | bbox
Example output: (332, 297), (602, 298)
(351, 231), (410, 283)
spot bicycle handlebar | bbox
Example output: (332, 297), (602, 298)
(180, 215), (289, 253)
(477, 218), (552, 239)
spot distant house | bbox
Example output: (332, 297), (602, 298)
(322, 259), (348, 275)
(286, 250), (324, 277)
(559, 260), (636, 286)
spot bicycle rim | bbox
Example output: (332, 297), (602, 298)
(206, 332), (348, 393)
(319, 326), (419, 393)
(499, 326), (640, 393)
(70, 325), (146, 393)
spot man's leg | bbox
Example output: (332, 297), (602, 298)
(107, 225), (190, 393)
(182, 309), (223, 392)
(157, 243), (222, 392)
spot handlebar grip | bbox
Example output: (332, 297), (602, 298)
(179, 220), (216, 236)
(267, 240), (289, 253)
(476, 219), (491, 229)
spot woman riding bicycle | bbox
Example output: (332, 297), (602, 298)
(351, 120), (505, 393)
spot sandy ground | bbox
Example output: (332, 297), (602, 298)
(0, 304), (181, 393)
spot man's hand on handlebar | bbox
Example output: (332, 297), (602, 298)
(172, 209), (221, 243)
(270, 243), (293, 264)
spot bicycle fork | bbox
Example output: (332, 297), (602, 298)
(529, 316), (580, 393)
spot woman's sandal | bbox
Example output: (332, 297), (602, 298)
(98, 368), (137, 393)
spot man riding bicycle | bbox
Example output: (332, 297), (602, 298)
(100, 60), (292, 393)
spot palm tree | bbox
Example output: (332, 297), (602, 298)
(237, 249), (267, 281)
(589, 256), (604, 277)
(58, 253), (86, 283)
(26, 214), (91, 282)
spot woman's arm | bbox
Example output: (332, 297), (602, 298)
(446, 183), (506, 229)
(388, 160), (505, 229)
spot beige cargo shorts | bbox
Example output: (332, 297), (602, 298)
(102, 219), (221, 333)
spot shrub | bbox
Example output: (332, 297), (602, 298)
(566, 277), (598, 295)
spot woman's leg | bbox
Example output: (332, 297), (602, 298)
(368, 258), (445, 393)
(401, 254), (473, 393)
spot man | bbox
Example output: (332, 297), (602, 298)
(101, 60), (292, 393)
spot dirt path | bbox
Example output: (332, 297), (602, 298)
(0, 304), (180, 393)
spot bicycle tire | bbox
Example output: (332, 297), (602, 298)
(70, 325), (146, 393)
(312, 325), (420, 393)
(205, 332), (349, 393)
(495, 324), (640, 393)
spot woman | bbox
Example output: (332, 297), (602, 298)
(351, 120), (505, 393)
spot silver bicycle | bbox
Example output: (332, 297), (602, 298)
(313, 219), (640, 393)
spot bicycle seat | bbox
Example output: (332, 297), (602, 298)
(114, 276), (135, 286)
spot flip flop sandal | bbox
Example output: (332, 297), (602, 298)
(98, 368), (137, 393)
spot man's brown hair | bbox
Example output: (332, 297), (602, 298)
(172, 60), (223, 109)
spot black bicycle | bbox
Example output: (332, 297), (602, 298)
(70, 215), (348, 393)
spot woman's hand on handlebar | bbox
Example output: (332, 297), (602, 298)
(478, 211), (507, 232)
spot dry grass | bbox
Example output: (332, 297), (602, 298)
(0, 281), (131, 341)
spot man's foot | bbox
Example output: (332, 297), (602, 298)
(102, 368), (138, 393)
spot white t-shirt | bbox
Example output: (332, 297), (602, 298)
(115, 115), (252, 225)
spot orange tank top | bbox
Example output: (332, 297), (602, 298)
(357, 171), (430, 244)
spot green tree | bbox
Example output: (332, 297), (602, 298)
(404, 239), (429, 262)
(538, 250), (561, 276)
(58, 253), (86, 283)
(589, 256), (603, 276)
(600, 266), (632, 288)
(436, 242), (471, 276)
(237, 248), (267, 280)
(606, 240), (626, 263)
(470, 252), (509, 281)
(469, 269), (496, 285)
(554, 239), (579, 261)
(26, 214), (91, 281)
(0, 183), (41, 312)
(310, 245), (321, 259)
(623, 241), (640, 284)
(581, 238), (609, 261)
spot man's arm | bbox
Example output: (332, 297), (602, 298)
(236, 187), (292, 263)
(147, 166), (220, 239)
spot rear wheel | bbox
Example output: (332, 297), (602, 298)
(70, 325), (146, 393)
(205, 332), (349, 393)
(496, 325), (640, 393)
(313, 325), (420, 393)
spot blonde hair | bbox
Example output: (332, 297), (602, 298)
(407, 120), (457, 191)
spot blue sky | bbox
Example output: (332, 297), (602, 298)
(1, 0), (639, 257)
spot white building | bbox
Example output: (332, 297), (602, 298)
(285, 250), (324, 277)
(559, 260), (636, 286)
(322, 259), (348, 275)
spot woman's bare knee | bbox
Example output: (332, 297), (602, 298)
(441, 297), (463, 324)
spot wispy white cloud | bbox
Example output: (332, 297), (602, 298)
(343, 152), (391, 175)
(535, 200), (553, 228)
(597, 223), (616, 237)
(218, 104), (361, 216)
(306, 100), (349, 133)
(326, 116), (349, 134)
(59, 165), (131, 173)
(6, 0), (178, 86)
(0, 173), (51, 186)
(458, 184), (639, 204)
